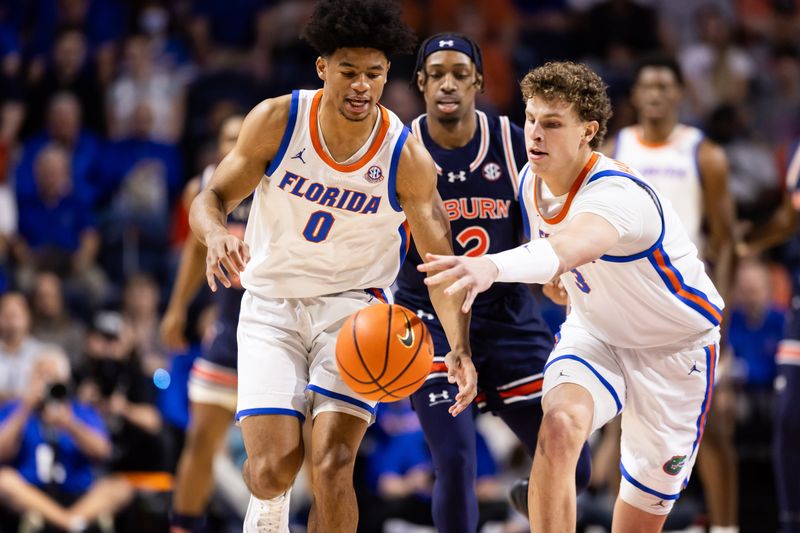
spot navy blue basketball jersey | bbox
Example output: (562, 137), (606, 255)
(395, 111), (529, 306)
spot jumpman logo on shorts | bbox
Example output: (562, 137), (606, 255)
(292, 148), (307, 164)
(651, 500), (667, 508)
(688, 361), (701, 375)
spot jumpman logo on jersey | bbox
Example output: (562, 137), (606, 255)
(687, 361), (701, 375)
(447, 170), (467, 183)
(292, 148), (307, 164)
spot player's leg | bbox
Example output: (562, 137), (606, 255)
(236, 293), (312, 532)
(775, 342), (800, 533)
(411, 379), (479, 533)
(171, 403), (234, 532)
(303, 290), (385, 532)
(695, 379), (738, 531)
(172, 358), (238, 533)
(530, 382), (595, 531)
(307, 412), (368, 532)
(613, 339), (719, 533)
(533, 323), (625, 531)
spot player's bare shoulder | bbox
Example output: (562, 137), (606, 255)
(237, 94), (295, 163)
(396, 132), (438, 202)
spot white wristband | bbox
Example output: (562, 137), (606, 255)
(487, 239), (560, 284)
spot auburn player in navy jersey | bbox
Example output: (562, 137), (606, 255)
(393, 34), (591, 532)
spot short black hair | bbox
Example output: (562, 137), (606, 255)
(301, 0), (417, 59)
(634, 54), (684, 87)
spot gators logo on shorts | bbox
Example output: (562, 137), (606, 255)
(662, 455), (687, 476)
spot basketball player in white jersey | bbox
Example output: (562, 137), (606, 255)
(604, 56), (739, 533)
(420, 61), (724, 532)
(189, 1), (475, 532)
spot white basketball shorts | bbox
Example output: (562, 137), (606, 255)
(542, 320), (720, 515)
(236, 289), (386, 424)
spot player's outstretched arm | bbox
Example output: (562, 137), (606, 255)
(189, 95), (291, 292)
(698, 140), (736, 302)
(396, 135), (476, 417)
(420, 213), (620, 308)
(162, 180), (207, 350)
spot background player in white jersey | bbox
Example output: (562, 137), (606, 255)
(604, 55), (739, 533)
(160, 114), (246, 533)
(189, 1), (476, 532)
(420, 61), (724, 532)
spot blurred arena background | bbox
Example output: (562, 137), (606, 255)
(0, 0), (799, 532)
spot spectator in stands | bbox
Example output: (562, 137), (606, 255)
(31, 271), (85, 366)
(0, 292), (45, 402)
(106, 34), (186, 144)
(23, 29), (105, 137)
(13, 144), (106, 307)
(0, 167), (15, 293)
(122, 273), (166, 374)
(75, 311), (171, 477)
(0, 349), (132, 532)
(680, 6), (756, 120)
(14, 92), (102, 205)
(727, 258), (784, 390)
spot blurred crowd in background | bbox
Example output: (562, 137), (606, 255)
(0, 0), (799, 531)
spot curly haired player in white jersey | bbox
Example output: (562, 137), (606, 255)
(421, 61), (724, 532)
(603, 55), (739, 533)
(189, 1), (476, 531)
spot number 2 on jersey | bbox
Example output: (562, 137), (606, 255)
(303, 211), (335, 243)
(456, 226), (490, 257)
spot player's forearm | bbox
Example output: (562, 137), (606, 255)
(166, 233), (209, 312)
(189, 189), (229, 246)
(488, 239), (562, 284)
(427, 284), (471, 352)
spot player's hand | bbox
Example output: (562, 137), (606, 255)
(444, 350), (477, 417)
(205, 230), (250, 292)
(160, 307), (188, 351)
(418, 253), (499, 313)
(543, 278), (568, 306)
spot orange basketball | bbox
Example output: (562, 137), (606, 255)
(336, 303), (434, 402)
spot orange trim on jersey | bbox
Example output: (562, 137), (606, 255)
(430, 362), (448, 374)
(696, 344), (716, 444)
(778, 345), (800, 362)
(534, 152), (599, 225)
(652, 249), (723, 324)
(192, 365), (238, 387)
(367, 288), (388, 303)
(498, 378), (543, 399)
(309, 90), (390, 172)
(634, 125), (678, 148)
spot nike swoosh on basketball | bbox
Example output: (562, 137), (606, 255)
(397, 314), (415, 348)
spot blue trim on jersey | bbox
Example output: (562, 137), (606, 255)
(388, 127), (410, 212)
(265, 90), (300, 177)
(620, 462), (681, 500)
(647, 246), (723, 326)
(235, 407), (306, 422)
(586, 170), (666, 263)
(693, 135), (704, 184)
(545, 354), (622, 414)
(306, 384), (377, 414)
(518, 165), (532, 239)
(398, 222), (409, 264)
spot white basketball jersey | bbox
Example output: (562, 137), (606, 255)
(614, 125), (705, 250)
(241, 90), (410, 299)
(519, 152), (724, 349)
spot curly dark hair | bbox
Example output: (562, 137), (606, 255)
(520, 61), (612, 149)
(301, 0), (417, 58)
